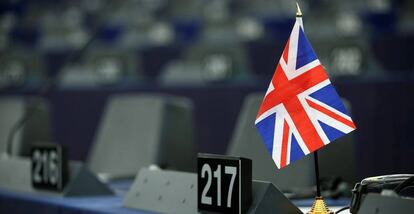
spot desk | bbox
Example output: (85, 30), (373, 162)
(0, 180), (350, 213)
(0, 189), (351, 213)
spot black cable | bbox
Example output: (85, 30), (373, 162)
(394, 176), (414, 194)
(335, 206), (350, 214)
(5, 0), (123, 156)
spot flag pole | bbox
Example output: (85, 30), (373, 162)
(295, 2), (333, 213)
(313, 151), (321, 197)
(296, 2), (302, 18)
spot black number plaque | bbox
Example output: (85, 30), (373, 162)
(198, 153), (252, 214)
(31, 144), (67, 191)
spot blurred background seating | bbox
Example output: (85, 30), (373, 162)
(0, 50), (45, 89)
(0, 0), (413, 184)
(0, 0), (413, 85)
(60, 47), (141, 87)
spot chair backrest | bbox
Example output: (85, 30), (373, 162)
(311, 36), (375, 78)
(0, 50), (45, 88)
(160, 39), (251, 84)
(186, 39), (251, 81)
(60, 48), (140, 87)
(83, 48), (139, 79)
(87, 94), (196, 180)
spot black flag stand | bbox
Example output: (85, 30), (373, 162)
(307, 151), (333, 214)
(313, 151), (322, 198)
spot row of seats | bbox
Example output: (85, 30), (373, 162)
(2, 0), (414, 90)
(4, 11), (401, 50)
(1, 0), (409, 48)
(4, 30), (414, 90)
(0, 94), (356, 195)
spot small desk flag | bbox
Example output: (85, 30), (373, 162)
(255, 15), (356, 169)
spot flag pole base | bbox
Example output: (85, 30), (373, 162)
(307, 196), (334, 214)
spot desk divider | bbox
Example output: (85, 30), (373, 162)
(124, 168), (302, 214)
(0, 157), (113, 197)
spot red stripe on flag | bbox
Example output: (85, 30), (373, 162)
(284, 98), (325, 151)
(290, 65), (328, 90)
(306, 98), (356, 129)
(280, 120), (290, 168)
(256, 65), (329, 119)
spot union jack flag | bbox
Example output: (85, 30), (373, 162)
(255, 17), (356, 169)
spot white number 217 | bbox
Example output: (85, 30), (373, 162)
(201, 164), (237, 208)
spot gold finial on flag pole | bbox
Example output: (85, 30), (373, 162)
(307, 196), (334, 214)
(296, 2), (302, 17)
